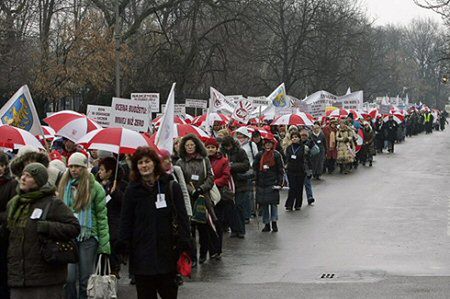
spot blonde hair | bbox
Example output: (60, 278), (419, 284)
(58, 168), (92, 211)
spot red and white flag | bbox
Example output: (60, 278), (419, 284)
(232, 100), (252, 124)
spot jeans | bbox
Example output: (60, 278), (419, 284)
(66, 237), (98, 299)
(244, 180), (254, 220)
(285, 173), (305, 209)
(231, 192), (246, 234)
(135, 273), (178, 299)
(262, 204), (278, 224)
(304, 176), (314, 200)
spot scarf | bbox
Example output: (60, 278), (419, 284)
(64, 178), (93, 241)
(7, 184), (54, 229)
(259, 149), (275, 171)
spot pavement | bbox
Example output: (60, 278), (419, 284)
(118, 128), (450, 298)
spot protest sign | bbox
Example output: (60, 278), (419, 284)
(131, 93), (160, 112)
(111, 97), (150, 132)
(87, 105), (112, 127)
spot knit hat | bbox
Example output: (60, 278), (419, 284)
(68, 152), (88, 168)
(17, 145), (39, 157)
(23, 162), (48, 188)
(204, 137), (219, 148)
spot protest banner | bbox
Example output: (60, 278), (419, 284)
(87, 105), (112, 127)
(131, 93), (160, 112)
(185, 99), (207, 109)
(162, 103), (186, 116)
(111, 97), (150, 132)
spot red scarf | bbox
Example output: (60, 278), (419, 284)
(259, 149), (275, 171)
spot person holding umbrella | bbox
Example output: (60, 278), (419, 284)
(253, 136), (284, 232)
(58, 153), (110, 299)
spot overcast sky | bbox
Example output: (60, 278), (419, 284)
(362, 0), (443, 26)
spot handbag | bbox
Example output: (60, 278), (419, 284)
(236, 169), (254, 180)
(203, 159), (221, 204)
(87, 255), (118, 299)
(191, 194), (208, 224)
(309, 143), (320, 156)
(39, 200), (79, 265)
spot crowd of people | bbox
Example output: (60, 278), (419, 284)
(0, 107), (447, 299)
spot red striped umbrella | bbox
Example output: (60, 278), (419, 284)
(44, 110), (102, 142)
(383, 114), (405, 124)
(192, 113), (230, 126)
(0, 125), (44, 150)
(77, 127), (155, 154)
(152, 115), (187, 126)
(327, 108), (349, 119)
(271, 113), (314, 126)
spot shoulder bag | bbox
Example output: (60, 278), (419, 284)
(39, 200), (79, 265)
(203, 159), (221, 205)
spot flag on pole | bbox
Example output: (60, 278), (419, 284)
(0, 85), (44, 136)
(232, 99), (253, 124)
(210, 87), (235, 113)
(155, 83), (176, 154)
(405, 94), (409, 105)
(346, 87), (351, 95)
(268, 83), (290, 109)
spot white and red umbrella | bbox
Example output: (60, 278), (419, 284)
(349, 109), (363, 120)
(44, 110), (102, 142)
(0, 125), (44, 150)
(152, 115), (187, 126)
(368, 108), (381, 119)
(246, 126), (274, 139)
(193, 113), (230, 126)
(271, 113), (314, 126)
(383, 114), (405, 124)
(77, 127), (156, 154)
(183, 114), (195, 124)
(327, 108), (349, 119)
(36, 126), (56, 140)
(149, 124), (209, 143)
(355, 128), (364, 153)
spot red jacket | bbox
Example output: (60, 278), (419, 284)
(209, 153), (231, 188)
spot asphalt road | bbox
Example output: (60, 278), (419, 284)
(118, 128), (450, 298)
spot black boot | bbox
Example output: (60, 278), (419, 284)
(271, 221), (278, 232)
(262, 223), (271, 232)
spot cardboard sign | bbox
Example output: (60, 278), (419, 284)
(87, 105), (112, 127)
(111, 97), (150, 132)
(185, 99), (207, 109)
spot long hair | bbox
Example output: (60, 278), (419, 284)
(58, 167), (92, 211)
(129, 146), (165, 182)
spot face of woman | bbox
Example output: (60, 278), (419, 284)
(264, 141), (274, 151)
(291, 135), (300, 144)
(69, 165), (84, 179)
(19, 172), (39, 192)
(98, 165), (112, 181)
(313, 125), (320, 133)
(206, 145), (218, 156)
(137, 156), (155, 177)
(185, 140), (196, 155)
(161, 158), (172, 172)
(174, 141), (180, 153)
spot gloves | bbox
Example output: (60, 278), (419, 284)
(36, 221), (50, 234)
(191, 187), (203, 200)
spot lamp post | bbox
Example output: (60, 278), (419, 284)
(114, 0), (121, 97)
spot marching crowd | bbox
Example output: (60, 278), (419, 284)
(0, 108), (447, 299)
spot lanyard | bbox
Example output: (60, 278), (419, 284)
(157, 181), (162, 194)
(292, 144), (301, 155)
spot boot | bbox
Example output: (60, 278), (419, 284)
(271, 221), (278, 232)
(262, 223), (271, 232)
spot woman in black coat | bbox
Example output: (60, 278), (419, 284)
(119, 147), (191, 299)
(284, 132), (306, 211)
(96, 157), (127, 277)
(253, 137), (284, 232)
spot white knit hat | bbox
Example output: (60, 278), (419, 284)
(68, 152), (88, 168)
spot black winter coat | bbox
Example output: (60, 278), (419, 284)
(119, 174), (191, 276)
(285, 143), (306, 176)
(253, 150), (284, 205)
(221, 143), (250, 193)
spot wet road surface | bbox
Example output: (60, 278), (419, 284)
(119, 129), (450, 298)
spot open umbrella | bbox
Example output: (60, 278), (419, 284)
(271, 113), (314, 126)
(77, 127), (156, 154)
(327, 108), (349, 119)
(383, 114), (405, 124)
(184, 114), (195, 124)
(149, 124), (209, 143)
(0, 125), (44, 150)
(192, 113), (230, 126)
(152, 115), (187, 126)
(44, 110), (102, 142)
(36, 126), (56, 140)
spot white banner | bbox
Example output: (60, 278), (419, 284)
(185, 99), (207, 109)
(336, 91), (363, 110)
(248, 96), (269, 107)
(232, 100), (253, 123)
(0, 85), (44, 136)
(162, 103), (186, 116)
(87, 105), (112, 127)
(111, 97), (150, 132)
(131, 93), (160, 112)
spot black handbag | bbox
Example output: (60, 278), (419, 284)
(220, 186), (235, 202)
(39, 200), (79, 265)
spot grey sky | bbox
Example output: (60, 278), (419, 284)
(362, 0), (443, 26)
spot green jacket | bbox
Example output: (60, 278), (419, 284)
(65, 174), (110, 254)
(89, 174), (111, 254)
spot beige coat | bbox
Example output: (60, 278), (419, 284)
(336, 128), (355, 164)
